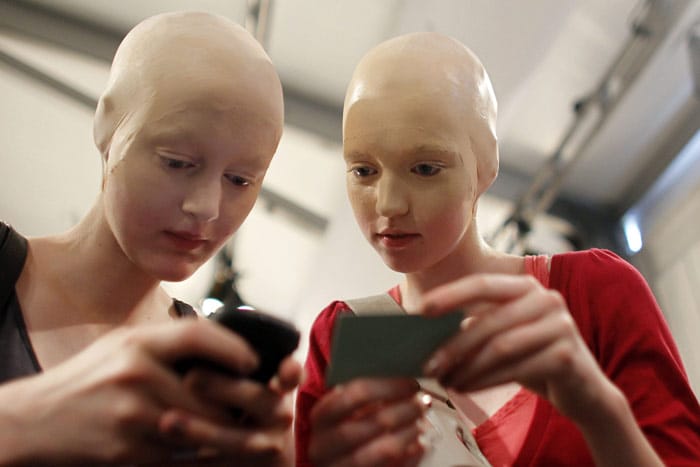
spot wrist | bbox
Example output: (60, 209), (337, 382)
(571, 377), (628, 431)
(572, 381), (664, 467)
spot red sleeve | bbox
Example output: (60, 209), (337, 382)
(295, 301), (350, 467)
(549, 249), (700, 465)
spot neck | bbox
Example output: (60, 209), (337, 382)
(401, 223), (523, 312)
(45, 200), (168, 323)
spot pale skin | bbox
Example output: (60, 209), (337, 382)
(308, 32), (663, 467)
(0, 11), (301, 466)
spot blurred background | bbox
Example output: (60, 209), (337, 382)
(1, 0), (699, 394)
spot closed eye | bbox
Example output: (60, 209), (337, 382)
(412, 163), (441, 176)
(225, 174), (251, 187)
(160, 156), (195, 170)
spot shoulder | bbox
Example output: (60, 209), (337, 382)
(309, 288), (401, 343)
(308, 300), (352, 346)
(550, 248), (648, 292)
(548, 248), (662, 349)
(552, 247), (634, 273)
(299, 301), (353, 399)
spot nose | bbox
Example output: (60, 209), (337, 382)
(375, 174), (409, 218)
(181, 177), (221, 223)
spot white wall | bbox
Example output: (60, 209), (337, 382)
(631, 133), (700, 395)
(0, 36), (104, 236)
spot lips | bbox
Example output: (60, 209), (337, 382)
(376, 230), (420, 248)
(165, 230), (208, 250)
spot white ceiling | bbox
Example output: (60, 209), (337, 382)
(3, 0), (700, 221)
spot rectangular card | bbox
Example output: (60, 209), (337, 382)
(326, 311), (463, 386)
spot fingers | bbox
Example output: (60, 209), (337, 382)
(157, 376), (297, 464)
(328, 423), (425, 467)
(88, 342), (229, 425)
(423, 286), (563, 380)
(158, 409), (290, 461)
(309, 392), (427, 463)
(120, 320), (269, 415)
(183, 370), (294, 427)
(310, 378), (420, 429)
(135, 320), (260, 377)
(99, 321), (284, 433)
(419, 273), (541, 316)
(438, 309), (577, 391)
(308, 379), (427, 467)
(271, 356), (304, 393)
(417, 272), (604, 417)
(127, 321), (303, 455)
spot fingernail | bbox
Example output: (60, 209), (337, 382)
(185, 371), (207, 393)
(243, 356), (260, 374)
(406, 440), (424, 457)
(163, 416), (187, 438)
(420, 301), (436, 315)
(423, 353), (445, 377)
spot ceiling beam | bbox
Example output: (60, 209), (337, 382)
(0, 0), (121, 62)
(489, 0), (694, 255)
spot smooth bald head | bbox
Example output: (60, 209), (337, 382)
(94, 11), (284, 161)
(343, 32), (498, 195)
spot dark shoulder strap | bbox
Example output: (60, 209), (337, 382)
(344, 293), (405, 316)
(173, 298), (197, 318)
(0, 222), (28, 309)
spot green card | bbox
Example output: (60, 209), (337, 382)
(326, 311), (464, 386)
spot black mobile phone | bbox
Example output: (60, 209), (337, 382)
(176, 306), (300, 383)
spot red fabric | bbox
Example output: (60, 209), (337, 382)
(294, 249), (700, 466)
(524, 254), (550, 287)
(467, 388), (537, 466)
(448, 255), (546, 466)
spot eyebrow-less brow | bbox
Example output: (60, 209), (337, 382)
(343, 150), (370, 161)
(408, 145), (456, 157)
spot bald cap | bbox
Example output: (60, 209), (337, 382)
(94, 11), (283, 158)
(344, 32), (499, 195)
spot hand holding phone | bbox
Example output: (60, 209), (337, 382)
(176, 306), (300, 383)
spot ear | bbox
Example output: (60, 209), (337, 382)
(100, 148), (109, 191)
(475, 139), (499, 196)
(93, 95), (116, 162)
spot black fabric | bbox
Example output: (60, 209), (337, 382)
(0, 222), (34, 382)
(173, 298), (197, 317)
(0, 222), (28, 311)
(0, 294), (40, 382)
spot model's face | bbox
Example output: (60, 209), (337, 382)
(102, 94), (280, 281)
(344, 92), (478, 273)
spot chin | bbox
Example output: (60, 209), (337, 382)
(151, 262), (200, 282)
(381, 255), (421, 274)
(161, 271), (195, 282)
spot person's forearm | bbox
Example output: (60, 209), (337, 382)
(0, 381), (38, 466)
(280, 430), (295, 467)
(576, 384), (663, 467)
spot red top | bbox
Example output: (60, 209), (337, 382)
(452, 255), (546, 465)
(295, 249), (700, 466)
